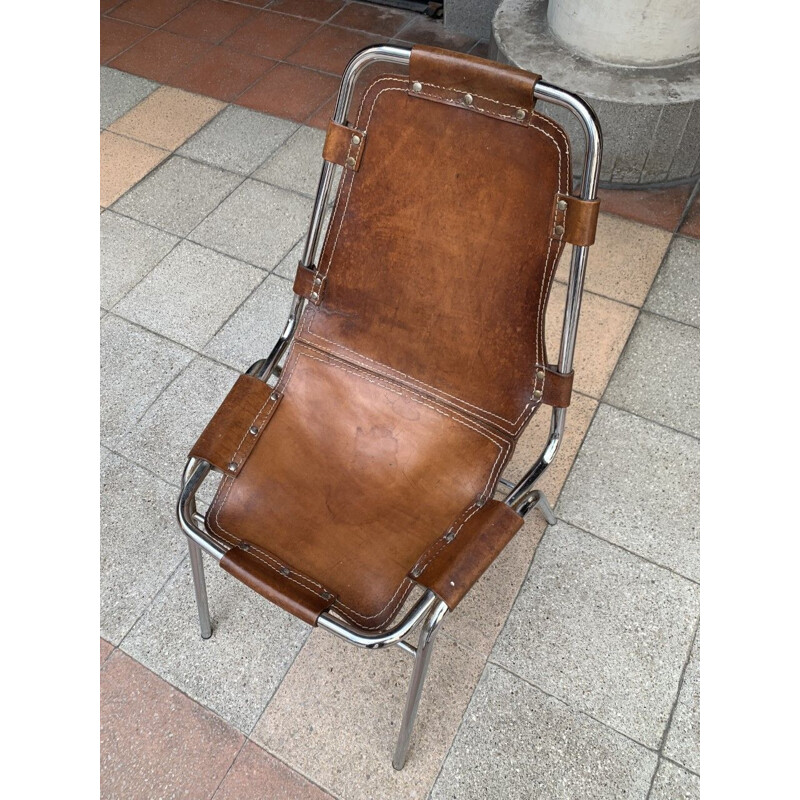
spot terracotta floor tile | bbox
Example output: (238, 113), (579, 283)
(253, 629), (486, 800)
(109, 0), (194, 28)
(215, 741), (334, 800)
(223, 10), (320, 60)
(173, 46), (276, 101)
(109, 30), (212, 84)
(329, 1), (413, 37)
(100, 17), (151, 63)
(597, 182), (693, 231)
(556, 213), (672, 307)
(101, 650), (243, 800)
(109, 85), (225, 150)
(394, 16), (476, 52)
(545, 282), (638, 398)
(101, 638), (114, 666)
(679, 189), (700, 238)
(287, 24), (378, 75)
(237, 63), (338, 122)
(305, 95), (335, 128)
(267, 0), (346, 21)
(102, 0), (126, 13)
(164, 0), (257, 43)
(100, 131), (167, 206)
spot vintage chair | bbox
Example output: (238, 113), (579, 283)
(178, 44), (602, 769)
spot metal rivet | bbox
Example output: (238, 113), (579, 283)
(533, 389), (543, 399)
(476, 498), (485, 508)
(310, 291), (319, 301)
(411, 81), (422, 93)
(240, 542), (250, 551)
(280, 566), (290, 576)
(410, 565), (422, 578)
(450, 580), (455, 587)
(463, 93), (473, 106)
(515, 108), (526, 120)
(249, 425), (259, 435)
(269, 392), (279, 402)
(557, 199), (568, 211)
(322, 591), (333, 601)
(228, 462), (238, 472)
(554, 224), (565, 236)
(312, 277), (322, 287)
(345, 156), (356, 168)
(444, 531), (455, 543)
(536, 369), (545, 380)
(351, 134), (361, 145)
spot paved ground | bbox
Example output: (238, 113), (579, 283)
(100, 3), (700, 798)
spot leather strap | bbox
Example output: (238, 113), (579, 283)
(293, 262), (325, 304)
(189, 375), (281, 476)
(409, 45), (540, 121)
(323, 119), (366, 171)
(220, 544), (335, 626)
(542, 366), (573, 408)
(552, 193), (601, 246)
(415, 499), (524, 609)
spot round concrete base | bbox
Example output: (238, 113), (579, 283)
(491, 0), (699, 186)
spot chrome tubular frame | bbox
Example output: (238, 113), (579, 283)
(175, 44), (601, 769)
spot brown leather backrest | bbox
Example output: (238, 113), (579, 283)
(297, 46), (571, 437)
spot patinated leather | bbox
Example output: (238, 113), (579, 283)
(323, 119), (366, 171)
(542, 366), (574, 408)
(553, 193), (601, 246)
(194, 46), (584, 628)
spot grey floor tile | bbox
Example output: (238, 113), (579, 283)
(664, 630), (700, 773)
(100, 67), (157, 128)
(604, 312), (700, 437)
(101, 315), (192, 446)
(190, 179), (313, 270)
(177, 106), (297, 175)
(492, 523), (699, 748)
(430, 664), (657, 800)
(644, 237), (700, 327)
(121, 556), (309, 733)
(203, 275), (294, 371)
(650, 759), (700, 800)
(118, 355), (238, 487)
(253, 125), (327, 197)
(100, 452), (188, 644)
(112, 156), (242, 236)
(101, 211), (178, 308)
(115, 240), (263, 349)
(558, 404), (699, 580)
(273, 238), (304, 280)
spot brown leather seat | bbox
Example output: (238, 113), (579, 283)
(188, 45), (599, 631)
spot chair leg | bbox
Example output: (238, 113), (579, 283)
(392, 598), (449, 770)
(529, 489), (557, 525)
(188, 539), (213, 639)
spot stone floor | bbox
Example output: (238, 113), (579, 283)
(100, 3), (700, 798)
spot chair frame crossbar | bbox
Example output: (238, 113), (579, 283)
(176, 44), (602, 770)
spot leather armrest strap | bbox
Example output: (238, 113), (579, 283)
(221, 544), (335, 626)
(189, 374), (281, 477)
(323, 119), (365, 171)
(409, 45), (540, 115)
(293, 262), (325, 305)
(542, 366), (574, 408)
(415, 500), (524, 610)
(552, 193), (601, 246)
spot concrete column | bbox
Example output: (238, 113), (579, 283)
(548, 0), (699, 66)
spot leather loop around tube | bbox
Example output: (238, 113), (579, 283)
(323, 119), (365, 171)
(415, 500), (524, 610)
(220, 545), (334, 626)
(542, 366), (573, 408)
(189, 375), (281, 476)
(293, 263), (325, 304)
(409, 45), (540, 114)
(552, 193), (601, 246)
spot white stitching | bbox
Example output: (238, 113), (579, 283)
(307, 75), (569, 434)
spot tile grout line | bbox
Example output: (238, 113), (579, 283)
(553, 516), (700, 585)
(674, 179), (700, 234)
(644, 620), (700, 798)
(487, 659), (666, 756)
(597, 396), (700, 441)
(208, 737), (250, 800)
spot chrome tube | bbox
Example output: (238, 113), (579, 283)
(317, 589), (439, 650)
(177, 458), (226, 561)
(188, 540), (213, 639)
(392, 598), (449, 770)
